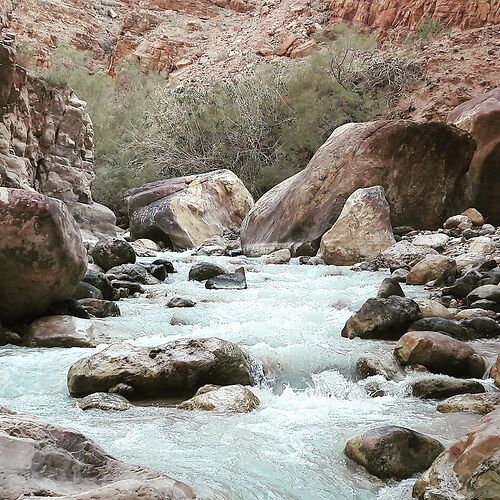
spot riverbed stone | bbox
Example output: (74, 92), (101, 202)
(67, 337), (254, 399)
(342, 296), (422, 340)
(78, 299), (121, 318)
(394, 331), (486, 378)
(78, 392), (131, 411)
(414, 299), (454, 319)
(461, 208), (485, 226)
(491, 356), (500, 388)
(437, 392), (500, 414)
(406, 255), (457, 285)
(0, 407), (194, 499)
(24, 315), (95, 348)
(442, 270), (482, 298)
(411, 377), (485, 399)
(361, 241), (438, 270)
(344, 426), (444, 480)
(178, 384), (260, 413)
(73, 281), (104, 300)
(167, 297), (196, 308)
(355, 354), (402, 381)
(467, 284), (500, 305)
(82, 269), (116, 301)
(408, 317), (469, 340)
(412, 233), (450, 249)
(188, 261), (227, 281)
(90, 237), (136, 272)
(205, 267), (247, 289)
(106, 263), (159, 285)
(262, 249), (291, 265)
(413, 407), (500, 500)
(377, 278), (405, 299)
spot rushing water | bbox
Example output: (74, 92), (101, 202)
(0, 252), (494, 500)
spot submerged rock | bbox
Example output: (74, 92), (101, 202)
(178, 384), (260, 413)
(24, 315), (95, 348)
(411, 378), (485, 400)
(344, 426), (444, 480)
(90, 237), (136, 272)
(318, 186), (395, 265)
(167, 297), (196, 308)
(437, 392), (500, 414)
(205, 267), (247, 290)
(78, 392), (131, 411)
(67, 337), (254, 399)
(0, 407), (194, 499)
(342, 296), (422, 340)
(394, 331), (485, 378)
(188, 261), (227, 282)
(413, 407), (500, 500)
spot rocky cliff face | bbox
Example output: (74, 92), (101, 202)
(329, 0), (500, 30)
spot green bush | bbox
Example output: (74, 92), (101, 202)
(407, 16), (450, 46)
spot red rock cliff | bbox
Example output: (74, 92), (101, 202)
(330, 0), (500, 30)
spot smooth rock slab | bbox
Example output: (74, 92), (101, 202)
(437, 392), (500, 414)
(178, 384), (260, 413)
(78, 392), (131, 411)
(67, 337), (254, 399)
(344, 426), (444, 480)
(0, 406), (194, 499)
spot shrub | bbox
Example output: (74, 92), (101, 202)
(407, 16), (450, 46)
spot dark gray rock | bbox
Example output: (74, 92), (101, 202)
(377, 278), (405, 299)
(82, 269), (116, 301)
(106, 263), (159, 285)
(188, 261), (227, 282)
(442, 270), (482, 299)
(90, 238), (136, 272)
(78, 299), (121, 318)
(206, 267), (247, 290)
(167, 297), (196, 308)
(73, 282), (103, 300)
(78, 392), (131, 411)
(411, 378), (485, 399)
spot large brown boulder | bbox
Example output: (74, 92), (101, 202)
(344, 426), (444, 480)
(0, 188), (87, 322)
(406, 254), (457, 285)
(318, 186), (395, 265)
(68, 337), (254, 399)
(413, 407), (500, 500)
(241, 120), (474, 256)
(0, 406), (194, 499)
(448, 88), (500, 225)
(394, 331), (486, 378)
(125, 169), (254, 250)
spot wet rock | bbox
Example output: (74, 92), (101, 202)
(106, 263), (159, 285)
(408, 317), (469, 340)
(78, 299), (121, 318)
(455, 308), (496, 320)
(24, 315), (95, 348)
(470, 298), (500, 312)
(148, 264), (167, 281)
(188, 261), (227, 281)
(0, 188), (87, 321)
(82, 269), (116, 300)
(46, 299), (91, 319)
(109, 383), (136, 398)
(67, 337), (254, 399)
(460, 317), (500, 339)
(178, 384), (260, 413)
(442, 270), (482, 298)
(342, 296), (422, 340)
(90, 238), (136, 272)
(263, 248), (291, 265)
(437, 392), (500, 414)
(0, 407), (193, 499)
(406, 255), (457, 285)
(413, 407), (500, 500)
(206, 267), (247, 290)
(73, 281), (104, 300)
(344, 426), (444, 480)
(126, 170), (253, 250)
(167, 297), (196, 308)
(412, 233), (450, 249)
(318, 186), (395, 265)
(467, 284), (500, 305)
(390, 268), (409, 282)
(394, 331), (486, 378)
(194, 235), (227, 256)
(414, 299), (454, 319)
(78, 392), (131, 411)
(491, 356), (500, 388)
(110, 280), (144, 294)
(355, 354), (402, 380)
(377, 278), (405, 298)
(151, 258), (176, 274)
(0, 327), (22, 346)
(411, 377), (486, 399)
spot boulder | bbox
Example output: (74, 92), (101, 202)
(408, 317), (469, 340)
(167, 297), (196, 308)
(73, 282), (104, 300)
(24, 315), (95, 348)
(355, 354), (402, 381)
(361, 241), (438, 270)
(78, 392), (131, 411)
(0, 188), (87, 322)
(67, 337), (254, 399)
(448, 88), (500, 225)
(412, 233), (450, 249)
(437, 393), (500, 415)
(377, 278), (405, 299)
(406, 255), (457, 285)
(469, 236), (496, 255)
(205, 267), (247, 290)
(125, 169), (254, 250)
(342, 296), (422, 340)
(262, 248), (291, 265)
(68, 201), (117, 243)
(90, 238), (136, 272)
(240, 120), (474, 256)
(413, 407), (500, 500)
(318, 186), (395, 265)
(411, 378), (485, 399)
(188, 261), (227, 282)
(82, 269), (116, 301)
(467, 284), (500, 305)
(394, 331), (486, 378)
(414, 299), (454, 320)
(152, 258), (176, 274)
(106, 263), (159, 285)
(78, 299), (121, 318)
(178, 384), (260, 413)
(0, 407), (194, 499)
(443, 270), (482, 298)
(344, 426), (444, 480)
(444, 214), (472, 229)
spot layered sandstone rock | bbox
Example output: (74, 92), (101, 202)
(0, 188), (87, 322)
(329, 0), (500, 30)
(241, 120), (474, 256)
(448, 88), (500, 225)
(126, 169), (254, 250)
(0, 406), (194, 499)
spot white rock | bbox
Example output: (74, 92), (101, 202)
(413, 233), (450, 249)
(263, 248), (291, 265)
